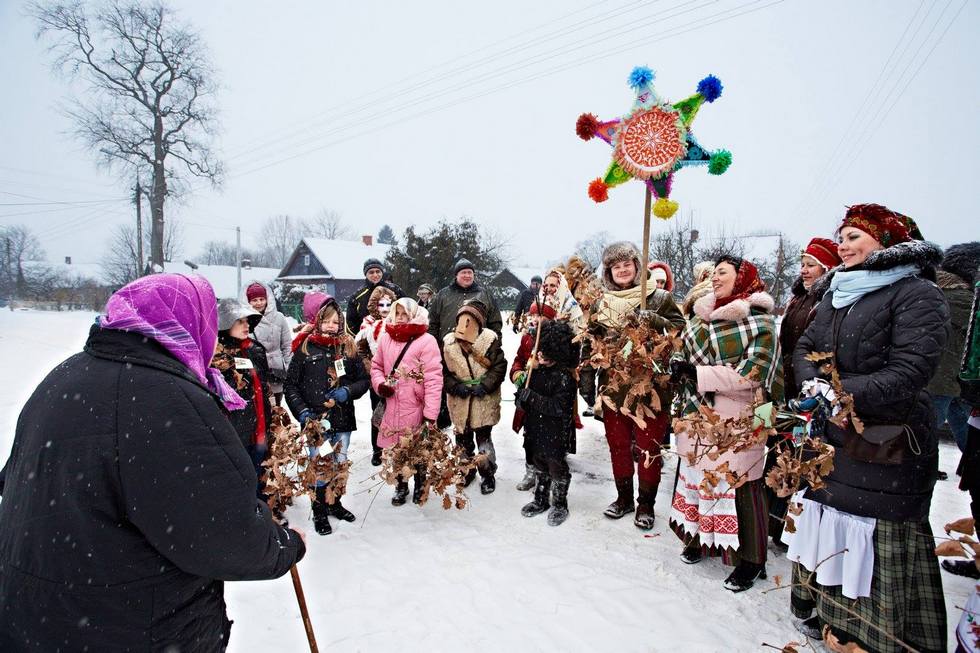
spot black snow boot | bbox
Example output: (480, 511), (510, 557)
(480, 474), (496, 495)
(391, 479), (409, 506)
(942, 559), (980, 579)
(723, 561), (766, 592)
(521, 473), (551, 517)
(516, 464), (536, 491)
(547, 477), (570, 527)
(603, 477), (635, 519)
(312, 487), (332, 535)
(463, 468), (477, 488)
(634, 485), (657, 530)
(680, 544), (704, 565)
(412, 470), (427, 504)
(329, 499), (356, 522)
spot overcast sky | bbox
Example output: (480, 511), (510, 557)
(1, 0), (976, 270)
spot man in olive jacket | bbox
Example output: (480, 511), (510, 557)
(428, 258), (503, 342)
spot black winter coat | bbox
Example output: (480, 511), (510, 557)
(793, 241), (949, 522)
(215, 334), (272, 449)
(780, 276), (824, 399)
(0, 326), (304, 652)
(345, 279), (404, 336)
(513, 288), (537, 326)
(284, 339), (371, 432)
(520, 365), (577, 460)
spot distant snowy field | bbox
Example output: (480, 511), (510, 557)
(0, 309), (973, 652)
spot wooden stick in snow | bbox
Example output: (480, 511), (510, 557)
(290, 565), (319, 653)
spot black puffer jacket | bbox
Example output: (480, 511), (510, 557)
(284, 339), (371, 432)
(520, 365), (577, 459)
(793, 240), (949, 521)
(215, 333), (272, 448)
(0, 326), (304, 652)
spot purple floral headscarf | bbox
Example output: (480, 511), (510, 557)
(303, 291), (332, 323)
(99, 273), (247, 410)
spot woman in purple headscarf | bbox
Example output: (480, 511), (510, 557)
(0, 274), (306, 653)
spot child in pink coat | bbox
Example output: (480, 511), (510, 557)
(370, 297), (443, 506)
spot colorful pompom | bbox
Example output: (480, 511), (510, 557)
(576, 113), (600, 141)
(588, 178), (609, 202)
(708, 149), (732, 175)
(652, 197), (679, 220)
(697, 75), (723, 103)
(628, 66), (654, 90)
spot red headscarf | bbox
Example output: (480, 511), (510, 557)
(838, 203), (911, 247)
(714, 256), (765, 309)
(802, 237), (842, 270)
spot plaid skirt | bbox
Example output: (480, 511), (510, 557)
(791, 518), (947, 653)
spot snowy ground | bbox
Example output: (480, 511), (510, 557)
(0, 308), (974, 652)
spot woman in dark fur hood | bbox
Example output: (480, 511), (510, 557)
(787, 204), (950, 652)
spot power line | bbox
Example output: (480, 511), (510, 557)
(227, 0), (779, 180)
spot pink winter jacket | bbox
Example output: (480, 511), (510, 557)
(370, 320), (443, 448)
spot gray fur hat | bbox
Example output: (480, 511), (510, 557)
(217, 298), (262, 332)
(941, 242), (980, 285)
(454, 258), (475, 275)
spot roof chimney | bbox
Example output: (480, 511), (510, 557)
(362, 234), (373, 246)
(65, 256), (72, 265)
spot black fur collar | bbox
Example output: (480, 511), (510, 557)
(811, 240), (943, 295)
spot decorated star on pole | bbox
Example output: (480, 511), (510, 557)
(576, 67), (731, 220)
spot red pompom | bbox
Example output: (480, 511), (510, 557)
(576, 113), (599, 141)
(588, 178), (609, 203)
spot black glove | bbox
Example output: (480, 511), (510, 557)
(471, 384), (489, 398)
(517, 388), (532, 405)
(669, 360), (697, 384)
(450, 383), (472, 397)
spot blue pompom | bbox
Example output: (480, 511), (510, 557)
(628, 66), (655, 90)
(697, 74), (723, 102)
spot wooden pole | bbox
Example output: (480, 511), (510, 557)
(640, 185), (652, 300)
(290, 565), (319, 653)
(524, 312), (544, 386)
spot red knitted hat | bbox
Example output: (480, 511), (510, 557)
(245, 283), (267, 301)
(801, 238), (842, 270)
(529, 302), (558, 319)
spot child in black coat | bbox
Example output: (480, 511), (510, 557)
(516, 320), (580, 526)
(284, 297), (370, 535)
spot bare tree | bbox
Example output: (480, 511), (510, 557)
(31, 1), (222, 270)
(259, 215), (304, 268)
(101, 217), (183, 286)
(650, 216), (700, 295)
(0, 224), (46, 296)
(305, 208), (354, 241)
(573, 230), (613, 271)
(753, 235), (800, 308)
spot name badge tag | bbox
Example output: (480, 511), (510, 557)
(334, 359), (347, 377)
(235, 357), (254, 370)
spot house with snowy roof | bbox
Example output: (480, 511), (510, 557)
(277, 235), (392, 299)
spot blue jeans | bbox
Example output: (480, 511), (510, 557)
(308, 431), (351, 487)
(934, 395), (970, 452)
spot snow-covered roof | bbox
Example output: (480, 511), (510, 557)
(301, 238), (391, 280)
(162, 262), (280, 299)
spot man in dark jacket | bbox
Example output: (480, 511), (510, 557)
(428, 258), (503, 342)
(345, 258), (404, 336)
(512, 275), (542, 333)
(0, 274), (305, 653)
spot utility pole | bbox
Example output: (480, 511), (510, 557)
(774, 233), (785, 306)
(135, 181), (144, 277)
(236, 226), (242, 298)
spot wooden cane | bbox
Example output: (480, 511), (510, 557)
(524, 309), (545, 386)
(640, 185), (652, 301)
(290, 565), (319, 653)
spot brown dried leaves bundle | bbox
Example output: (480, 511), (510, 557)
(564, 255), (605, 314)
(765, 437), (836, 498)
(584, 311), (680, 428)
(378, 425), (483, 510)
(211, 343), (246, 390)
(803, 352), (863, 434)
(672, 396), (777, 491)
(262, 406), (350, 512)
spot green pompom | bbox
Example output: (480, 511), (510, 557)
(708, 150), (732, 175)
